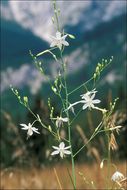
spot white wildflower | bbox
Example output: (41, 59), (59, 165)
(20, 123), (40, 139)
(66, 89), (101, 111)
(55, 116), (68, 128)
(51, 142), (71, 159)
(50, 31), (69, 50)
(82, 92), (101, 110)
(111, 171), (124, 182)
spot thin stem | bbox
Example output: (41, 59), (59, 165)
(73, 121), (103, 158)
(36, 47), (58, 57)
(68, 77), (94, 96)
(67, 168), (75, 189)
(70, 109), (82, 125)
(27, 106), (58, 138)
(73, 132), (96, 158)
(54, 168), (63, 190)
(31, 119), (38, 126)
(60, 51), (76, 189)
(53, 0), (60, 32)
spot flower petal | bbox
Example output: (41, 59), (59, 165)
(82, 103), (89, 110)
(21, 127), (28, 130)
(52, 146), (59, 150)
(62, 117), (68, 122)
(50, 41), (57, 48)
(90, 103), (95, 108)
(59, 142), (65, 149)
(20, 124), (29, 129)
(91, 93), (96, 100)
(60, 151), (64, 158)
(57, 43), (62, 50)
(51, 150), (59, 156)
(64, 145), (71, 150)
(32, 127), (40, 134)
(62, 41), (69, 46)
(56, 31), (61, 38)
(27, 128), (33, 136)
(62, 34), (67, 40)
(92, 99), (101, 104)
(64, 150), (71, 155)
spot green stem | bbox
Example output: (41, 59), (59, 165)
(60, 52), (76, 189)
(70, 109), (82, 125)
(53, 0), (60, 32)
(68, 77), (94, 96)
(52, 1), (76, 188)
(73, 121), (103, 158)
(27, 106), (58, 138)
(73, 131), (96, 158)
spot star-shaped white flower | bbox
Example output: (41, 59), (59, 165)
(65, 89), (101, 111)
(111, 171), (124, 182)
(55, 116), (68, 128)
(82, 92), (101, 110)
(51, 142), (71, 159)
(20, 123), (40, 139)
(50, 31), (69, 50)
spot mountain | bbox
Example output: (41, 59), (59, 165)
(1, 19), (48, 70)
(1, 0), (126, 42)
(0, 1), (126, 118)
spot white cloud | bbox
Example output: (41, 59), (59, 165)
(2, 0), (125, 43)
(27, 69), (48, 95)
(8, 1), (91, 42)
(103, 1), (126, 21)
(1, 3), (14, 21)
(1, 64), (49, 95)
(1, 43), (90, 94)
(66, 44), (89, 73)
(50, 44), (89, 78)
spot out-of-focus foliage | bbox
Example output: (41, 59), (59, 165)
(1, 94), (127, 168)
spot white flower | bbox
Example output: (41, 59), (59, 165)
(111, 171), (124, 182)
(50, 31), (69, 50)
(82, 92), (101, 110)
(66, 89), (101, 111)
(51, 142), (71, 159)
(20, 123), (40, 139)
(55, 116), (68, 128)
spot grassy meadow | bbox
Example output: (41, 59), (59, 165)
(1, 162), (126, 189)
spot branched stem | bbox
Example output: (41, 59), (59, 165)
(73, 121), (103, 158)
(60, 51), (76, 189)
